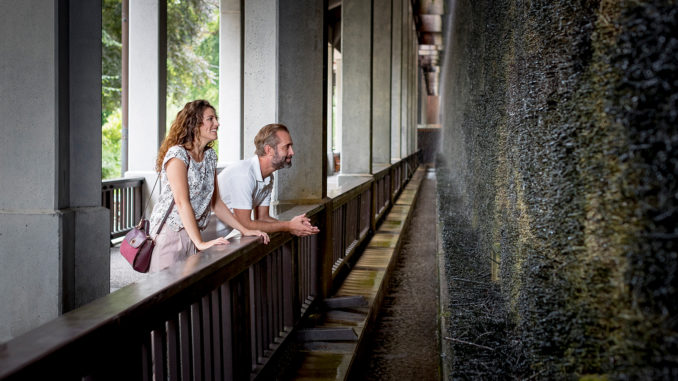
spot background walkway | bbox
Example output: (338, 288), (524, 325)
(355, 167), (440, 380)
(110, 245), (146, 293)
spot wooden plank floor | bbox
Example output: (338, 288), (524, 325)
(280, 167), (426, 380)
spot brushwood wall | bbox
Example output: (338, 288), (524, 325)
(439, 0), (677, 377)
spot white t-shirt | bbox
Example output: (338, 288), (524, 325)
(216, 155), (274, 233)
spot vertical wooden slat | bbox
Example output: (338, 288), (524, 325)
(211, 288), (222, 381)
(190, 303), (203, 381)
(141, 331), (153, 381)
(151, 328), (166, 381)
(121, 187), (127, 231)
(278, 249), (285, 333)
(249, 266), (260, 369)
(311, 232), (319, 297)
(179, 309), (192, 381)
(113, 188), (119, 232)
(297, 237), (310, 303)
(333, 206), (342, 264)
(271, 251), (279, 339)
(233, 272), (252, 378)
(279, 248), (286, 330)
(127, 186), (132, 227)
(220, 283), (234, 381)
(201, 295), (213, 381)
(282, 243), (295, 328)
(166, 317), (180, 381)
(264, 255), (272, 354)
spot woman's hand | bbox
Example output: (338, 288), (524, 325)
(195, 237), (230, 252)
(243, 229), (270, 244)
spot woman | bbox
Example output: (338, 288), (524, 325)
(148, 99), (269, 272)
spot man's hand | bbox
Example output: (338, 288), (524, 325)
(288, 214), (320, 237)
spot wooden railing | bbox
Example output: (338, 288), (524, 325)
(373, 165), (392, 223)
(101, 177), (145, 241)
(0, 152), (420, 381)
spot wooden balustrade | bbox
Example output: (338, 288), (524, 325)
(101, 177), (145, 241)
(0, 152), (420, 381)
(373, 165), (392, 223)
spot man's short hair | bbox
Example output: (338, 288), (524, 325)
(254, 124), (290, 156)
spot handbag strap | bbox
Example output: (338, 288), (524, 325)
(154, 199), (175, 235)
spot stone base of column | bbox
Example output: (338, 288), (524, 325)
(0, 206), (109, 342)
(62, 206), (111, 310)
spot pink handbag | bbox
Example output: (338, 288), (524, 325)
(119, 172), (177, 273)
(120, 219), (156, 272)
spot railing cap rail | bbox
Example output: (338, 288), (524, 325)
(101, 177), (145, 190)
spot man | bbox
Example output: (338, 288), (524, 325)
(216, 123), (320, 237)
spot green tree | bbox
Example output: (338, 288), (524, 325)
(101, 0), (220, 179)
(102, 0), (122, 121)
(102, 109), (122, 179)
(167, 0), (219, 107)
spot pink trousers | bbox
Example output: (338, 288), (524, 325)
(149, 226), (197, 273)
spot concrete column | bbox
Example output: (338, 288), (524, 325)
(412, 29), (419, 154)
(243, 0), (277, 155)
(0, 0), (109, 342)
(390, 0), (402, 161)
(407, 22), (418, 155)
(372, 0), (392, 164)
(244, 0), (326, 201)
(341, 0), (373, 174)
(327, 43), (335, 175)
(335, 55), (343, 162)
(219, 0), (242, 163)
(400, 0), (409, 158)
(419, 71), (424, 124)
(127, 0), (167, 203)
(277, 0), (326, 200)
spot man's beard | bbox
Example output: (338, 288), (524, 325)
(272, 150), (292, 169)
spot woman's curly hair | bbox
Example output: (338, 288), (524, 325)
(155, 99), (216, 172)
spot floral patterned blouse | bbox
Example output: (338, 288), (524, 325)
(149, 145), (217, 233)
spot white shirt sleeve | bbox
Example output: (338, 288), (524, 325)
(223, 172), (255, 210)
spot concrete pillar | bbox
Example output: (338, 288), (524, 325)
(390, 0), (402, 161)
(243, 0), (276, 154)
(335, 54), (343, 163)
(419, 70), (426, 125)
(127, 0), (167, 203)
(341, 0), (373, 174)
(407, 21), (419, 155)
(327, 43), (335, 175)
(412, 29), (419, 154)
(244, 0), (326, 201)
(0, 0), (109, 342)
(277, 0), (326, 200)
(400, 0), (409, 158)
(219, 0), (242, 163)
(372, 0), (392, 164)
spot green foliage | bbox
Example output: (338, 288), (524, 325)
(102, 109), (122, 179)
(166, 0), (219, 109)
(102, 0), (122, 120)
(101, 0), (220, 174)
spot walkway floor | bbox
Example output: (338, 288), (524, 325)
(110, 244), (146, 293)
(354, 167), (440, 381)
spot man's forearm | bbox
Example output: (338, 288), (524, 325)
(239, 218), (289, 233)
